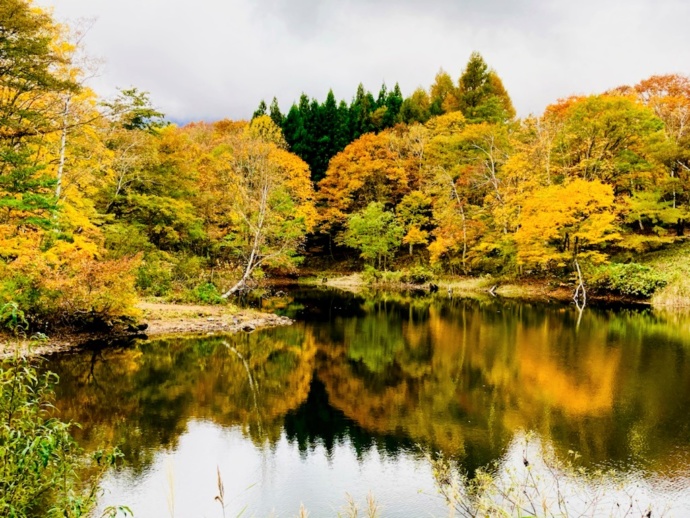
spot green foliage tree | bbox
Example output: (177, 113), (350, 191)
(311, 90), (340, 181)
(547, 94), (664, 190)
(99, 97), (204, 256)
(400, 87), (431, 124)
(384, 83), (404, 126)
(0, 0), (79, 231)
(429, 69), (459, 116)
(268, 97), (284, 127)
(283, 103), (307, 160)
(267, 84), (401, 185)
(457, 52), (515, 123)
(0, 0), (78, 144)
(349, 83), (376, 140)
(342, 202), (403, 269)
(252, 99), (267, 120)
(103, 88), (167, 132)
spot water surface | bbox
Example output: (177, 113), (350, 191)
(47, 289), (690, 516)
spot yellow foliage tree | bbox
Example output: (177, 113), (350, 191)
(515, 179), (621, 269)
(180, 120), (315, 296)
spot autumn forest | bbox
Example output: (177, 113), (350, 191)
(3, 0), (690, 331)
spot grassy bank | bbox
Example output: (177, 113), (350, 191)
(639, 241), (690, 309)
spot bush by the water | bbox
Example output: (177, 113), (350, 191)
(362, 266), (436, 285)
(0, 256), (140, 329)
(591, 263), (667, 298)
(401, 266), (436, 284)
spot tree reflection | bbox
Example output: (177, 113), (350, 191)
(46, 289), (690, 480)
(49, 324), (315, 472)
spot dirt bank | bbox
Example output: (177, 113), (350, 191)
(139, 302), (292, 336)
(0, 302), (292, 358)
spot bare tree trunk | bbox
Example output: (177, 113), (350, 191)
(573, 258), (586, 310)
(460, 203), (467, 274)
(221, 182), (269, 298)
(671, 168), (677, 209)
(221, 260), (255, 298)
(678, 160), (690, 173)
(55, 96), (71, 202)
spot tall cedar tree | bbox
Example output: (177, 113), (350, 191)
(269, 97), (284, 127)
(265, 83), (401, 183)
(457, 52), (515, 123)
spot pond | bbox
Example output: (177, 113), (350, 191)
(46, 288), (690, 517)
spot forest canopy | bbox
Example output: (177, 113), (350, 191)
(2, 0), (689, 329)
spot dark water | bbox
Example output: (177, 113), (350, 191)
(46, 289), (690, 516)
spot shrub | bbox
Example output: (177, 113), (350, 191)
(0, 306), (125, 516)
(590, 263), (667, 298)
(0, 267), (46, 320)
(192, 282), (224, 304)
(172, 255), (204, 283)
(401, 266), (436, 284)
(136, 253), (173, 296)
(651, 273), (690, 308)
(0, 254), (141, 328)
(103, 223), (153, 258)
(361, 265), (382, 283)
(380, 270), (403, 284)
(47, 256), (142, 325)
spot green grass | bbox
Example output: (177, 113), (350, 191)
(639, 240), (690, 308)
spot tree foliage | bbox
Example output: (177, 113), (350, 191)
(2, 0), (689, 318)
(342, 202), (403, 269)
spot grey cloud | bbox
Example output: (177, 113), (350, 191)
(38, 0), (690, 122)
(254, 0), (551, 35)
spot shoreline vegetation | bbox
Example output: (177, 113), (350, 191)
(303, 269), (674, 307)
(310, 272), (578, 302)
(0, 302), (292, 358)
(0, 266), (665, 358)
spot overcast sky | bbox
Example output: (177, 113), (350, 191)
(37, 0), (690, 123)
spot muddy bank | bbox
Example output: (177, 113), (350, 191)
(0, 302), (292, 358)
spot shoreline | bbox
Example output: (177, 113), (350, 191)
(138, 301), (292, 337)
(0, 302), (292, 358)
(0, 274), (662, 358)
(304, 273), (641, 305)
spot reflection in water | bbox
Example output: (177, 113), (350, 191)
(46, 288), (690, 516)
